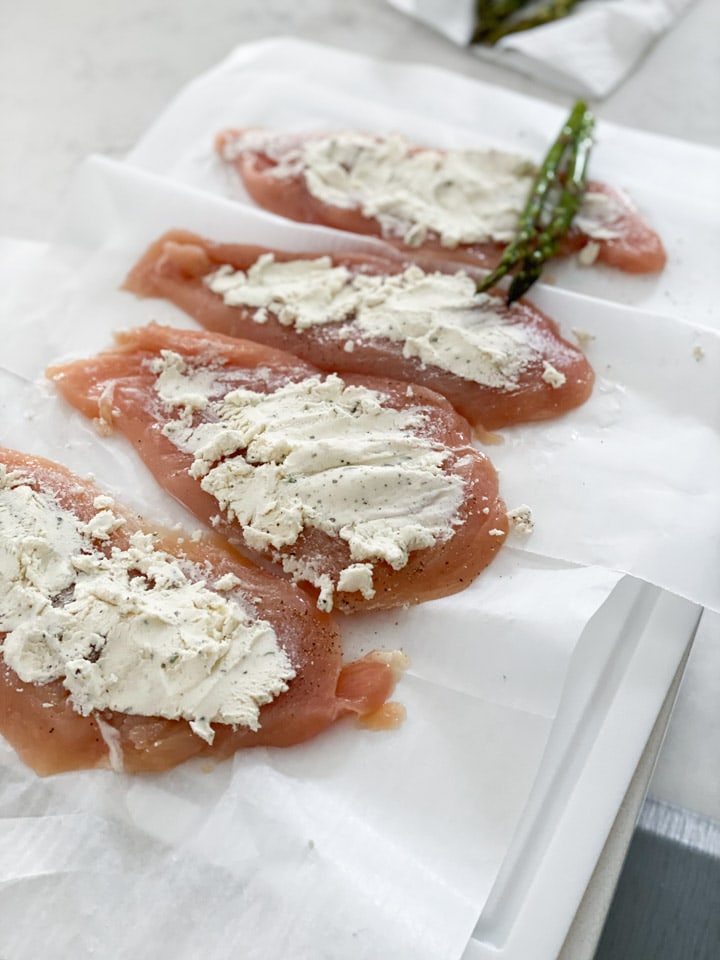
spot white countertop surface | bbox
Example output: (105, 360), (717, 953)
(2, 0), (719, 890)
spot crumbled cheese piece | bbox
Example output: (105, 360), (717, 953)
(337, 563), (376, 599)
(507, 504), (534, 536)
(237, 130), (626, 247)
(81, 509), (125, 541)
(214, 572), (242, 592)
(693, 345), (705, 362)
(0, 474), (295, 742)
(315, 574), (335, 613)
(542, 361), (566, 389)
(343, 340), (355, 353)
(572, 328), (596, 349)
(151, 350), (218, 426)
(206, 258), (537, 391)
(577, 241), (601, 266)
(153, 360), (466, 607)
(0, 463), (22, 490)
(488, 528), (505, 537)
(367, 649), (411, 673)
(278, 554), (337, 612)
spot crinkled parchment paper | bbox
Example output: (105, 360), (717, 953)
(126, 37), (720, 326)
(1, 40), (718, 960)
(0, 239), (619, 959)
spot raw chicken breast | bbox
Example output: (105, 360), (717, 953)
(216, 129), (666, 275)
(125, 230), (594, 431)
(0, 448), (398, 775)
(48, 325), (508, 614)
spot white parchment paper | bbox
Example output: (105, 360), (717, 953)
(0, 41), (715, 960)
(125, 38), (720, 327)
(387, 0), (696, 97)
(27, 155), (720, 612)
(0, 230), (620, 960)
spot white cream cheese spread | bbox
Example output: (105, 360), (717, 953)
(206, 258), (537, 391)
(226, 131), (626, 248)
(0, 465), (295, 744)
(153, 356), (466, 610)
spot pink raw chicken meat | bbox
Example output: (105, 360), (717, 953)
(48, 325), (508, 615)
(124, 230), (595, 432)
(0, 448), (399, 776)
(216, 128), (666, 275)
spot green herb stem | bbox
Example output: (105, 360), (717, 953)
(477, 99), (595, 303)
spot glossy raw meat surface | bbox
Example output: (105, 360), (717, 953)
(0, 448), (397, 775)
(125, 230), (594, 430)
(48, 325), (508, 613)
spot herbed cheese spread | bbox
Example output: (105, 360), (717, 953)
(229, 131), (626, 248)
(152, 354), (466, 611)
(507, 504), (534, 536)
(206, 257), (535, 391)
(0, 465), (295, 744)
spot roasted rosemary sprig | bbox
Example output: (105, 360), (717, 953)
(477, 100), (594, 303)
(474, 0), (581, 45)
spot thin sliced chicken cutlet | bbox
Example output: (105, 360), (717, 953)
(125, 230), (594, 431)
(216, 128), (666, 275)
(48, 325), (508, 614)
(0, 448), (398, 775)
